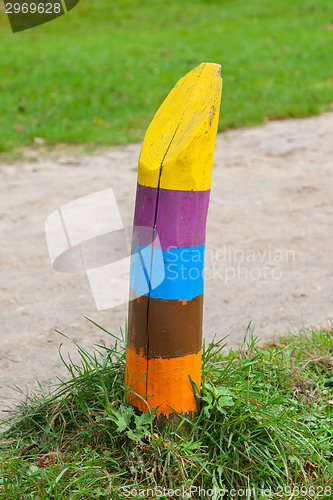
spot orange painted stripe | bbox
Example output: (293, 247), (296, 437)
(125, 347), (201, 417)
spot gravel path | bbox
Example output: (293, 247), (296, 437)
(1, 112), (332, 415)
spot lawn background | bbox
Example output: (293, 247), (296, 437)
(0, 0), (332, 153)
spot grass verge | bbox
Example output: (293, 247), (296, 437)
(1, 322), (333, 499)
(0, 0), (332, 153)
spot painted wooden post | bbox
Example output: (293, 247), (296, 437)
(125, 63), (222, 428)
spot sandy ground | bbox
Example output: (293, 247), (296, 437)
(0, 112), (332, 416)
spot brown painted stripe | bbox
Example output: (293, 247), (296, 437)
(127, 292), (203, 358)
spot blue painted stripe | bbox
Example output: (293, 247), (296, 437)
(130, 245), (205, 301)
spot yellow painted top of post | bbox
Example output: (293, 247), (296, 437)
(138, 62), (222, 192)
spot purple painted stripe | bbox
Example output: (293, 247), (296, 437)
(133, 184), (210, 249)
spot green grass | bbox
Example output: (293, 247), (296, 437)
(1, 322), (333, 499)
(0, 0), (332, 153)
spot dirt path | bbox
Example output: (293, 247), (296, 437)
(1, 113), (332, 415)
